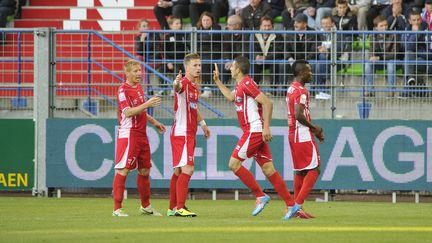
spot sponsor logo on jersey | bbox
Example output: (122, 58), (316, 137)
(190, 102), (198, 109)
(235, 96), (243, 103)
(235, 105), (243, 112)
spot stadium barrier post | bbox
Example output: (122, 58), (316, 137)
(415, 192), (420, 203)
(234, 190), (239, 201)
(392, 192), (397, 203)
(212, 190), (217, 200)
(123, 189), (127, 200)
(34, 28), (54, 197)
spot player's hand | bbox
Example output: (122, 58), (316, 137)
(213, 63), (221, 82)
(155, 122), (166, 134)
(174, 70), (182, 84)
(146, 96), (161, 107)
(174, 70), (182, 91)
(202, 125), (210, 139)
(313, 125), (325, 143)
(262, 127), (272, 142)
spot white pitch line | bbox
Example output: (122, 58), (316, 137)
(3, 226), (432, 234)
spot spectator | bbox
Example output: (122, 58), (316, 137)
(365, 15), (398, 97)
(281, 0), (310, 29)
(241, 0), (272, 29)
(367, 0), (391, 30)
(190, 0), (212, 27)
(222, 15), (249, 84)
(153, 0), (189, 30)
(303, 0), (335, 30)
(158, 17), (188, 95)
(281, 13), (318, 92)
(315, 15), (336, 97)
(402, 9), (431, 97)
(332, 0), (357, 30)
(348, 0), (371, 30)
(252, 16), (284, 91)
(383, 0), (408, 30)
(196, 11), (222, 98)
(421, 0), (432, 30)
(135, 19), (162, 94)
(332, 0), (357, 60)
(212, 0), (229, 22)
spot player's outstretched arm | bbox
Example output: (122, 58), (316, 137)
(147, 114), (167, 134)
(123, 96), (161, 117)
(213, 63), (235, 102)
(255, 92), (273, 142)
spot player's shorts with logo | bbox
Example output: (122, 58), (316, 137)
(171, 135), (196, 168)
(289, 140), (320, 171)
(115, 132), (151, 170)
(232, 132), (272, 167)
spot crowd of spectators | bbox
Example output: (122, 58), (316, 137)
(139, 0), (432, 98)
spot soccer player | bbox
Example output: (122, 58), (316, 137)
(285, 60), (325, 219)
(112, 59), (166, 217)
(212, 56), (296, 218)
(167, 53), (211, 217)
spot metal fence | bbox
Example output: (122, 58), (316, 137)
(1, 28), (431, 120)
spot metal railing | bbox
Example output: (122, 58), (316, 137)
(1, 28), (431, 119)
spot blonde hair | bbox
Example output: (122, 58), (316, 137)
(124, 59), (141, 72)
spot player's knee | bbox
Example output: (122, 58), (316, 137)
(181, 165), (194, 175)
(261, 162), (275, 177)
(116, 168), (129, 176)
(228, 159), (241, 172)
(138, 168), (150, 176)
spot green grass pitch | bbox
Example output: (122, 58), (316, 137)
(0, 197), (431, 242)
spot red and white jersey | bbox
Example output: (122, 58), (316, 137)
(171, 77), (199, 136)
(234, 76), (263, 133)
(286, 81), (313, 143)
(117, 82), (147, 137)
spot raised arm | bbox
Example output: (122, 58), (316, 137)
(213, 63), (235, 102)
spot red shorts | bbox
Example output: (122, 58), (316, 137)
(289, 140), (320, 171)
(171, 135), (196, 168)
(115, 134), (151, 170)
(231, 132), (272, 167)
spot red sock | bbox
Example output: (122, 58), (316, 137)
(112, 173), (126, 210)
(234, 166), (265, 198)
(137, 174), (150, 208)
(294, 173), (305, 200)
(268, 171), (294, 206)
(169, 173), (179, 209)
(176, 173), (191, 209)
(296, 170), (319, 205)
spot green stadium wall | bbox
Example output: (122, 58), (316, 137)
(0, 120), (34, 190)
(46, 119), (432, 190)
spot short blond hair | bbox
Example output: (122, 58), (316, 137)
(124, 59), (140, 72)
(183, 53), (200, 67)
